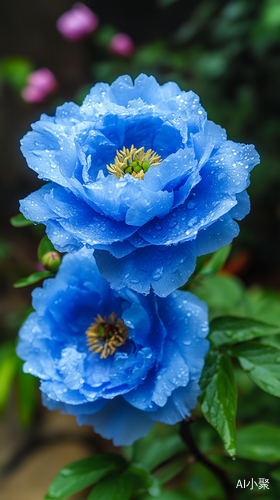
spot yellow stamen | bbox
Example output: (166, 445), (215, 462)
(107, 145), (161, 179)
(86, 312), (129, 359)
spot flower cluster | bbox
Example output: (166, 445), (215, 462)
(19, 74), (259, 297)
(18, 74), (259, 445)
(17, 249), (209, 445)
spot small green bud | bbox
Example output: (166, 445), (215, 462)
(41, 251), (61, 272)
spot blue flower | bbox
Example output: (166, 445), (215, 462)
(16, 249), (209, 446)
(20, 74), (259, 297)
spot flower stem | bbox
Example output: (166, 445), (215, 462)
(180, 419), (236, 500)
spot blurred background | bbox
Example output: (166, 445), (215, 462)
(1, 1), (280, 499)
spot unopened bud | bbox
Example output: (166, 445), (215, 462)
(21, 68), (58, 104)
(57, 3), (99, 41)
(41, 252), (61, 272)
(109, 33), (134, 57)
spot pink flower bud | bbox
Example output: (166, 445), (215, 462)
(21, 69), (58, 104)
(41, 252), (61, 272)
(27, 68), (58, 94)
(109, 33), (134, 57)
(21, 85), (47, 104)
(36, 262), (45, 272)
(57, 3), (99, 41)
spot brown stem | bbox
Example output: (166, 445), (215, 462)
(180, 419), (236, 500)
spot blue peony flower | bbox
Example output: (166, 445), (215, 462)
(16, 249), (209, 446)
(20, 74), (259, 297)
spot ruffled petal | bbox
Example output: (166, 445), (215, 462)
(77, 397), (154, 446)
(148, 382), (200, 424)
(94, 241), (197, 297)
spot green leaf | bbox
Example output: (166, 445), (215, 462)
(271, 467), (280, 481)
(10, 213), (33, 227)
(127, 463), (154, 489)
(183, 461), (224, 500)
(0, 343), (17, 414)
(236, 423), (280, 462)
(199, 352), (237, 456)
(0, 56), (34, 90)
(259, 334), (280, 349)
(45, 454), (127, 500)
(13, 271), (54, 288)
(153, 456), (186, 485)
(245, 287), (280, 326)
(139, 489), (190, 500)
(129, 432), (185, 471)
(16, 359), (38, 427)
(227, 342), (280, 397)
(199, 245), (231, 279)
(209, 316), (280, 348)
(38, 235), (56, 262)
(87, 471), (133, 500)
(193, 275), (245, 321)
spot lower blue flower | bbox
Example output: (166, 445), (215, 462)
(17, 249), (209, 446)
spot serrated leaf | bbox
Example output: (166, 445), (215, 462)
(10, 213), (33, 227)
(199, 245), (231, 279)
(209, 316), (280, 348)
(38, 235), (56, 262)
(87, 471), (133, 500)
(45, 454), (127, 500)
(227, 342), (280, 397)
(236, 423), (280, 462)
(13, 271), (54, 288)
(199, 352), (237, 456)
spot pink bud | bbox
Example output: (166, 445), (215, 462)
(57, 3), (99, 41)
(27, 68), (58, 94)
(36, 262), (45, 272)
(109, 33), (134, 57)
(21, 68), (58, 104)
(21, 85), (47, 104)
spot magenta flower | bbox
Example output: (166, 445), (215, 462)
(56, 3), (99, 41)
(21, 68), (58, 104)
(110, 33), (134, 57)
(27, 68), (58, 94)
(21, 85), (46, 104)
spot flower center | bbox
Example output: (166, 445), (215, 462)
(107, 145), (161, 179)
(86, 312), (128, 359)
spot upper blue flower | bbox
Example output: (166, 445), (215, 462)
(20, 74), (259, 297)
(16, 249), (209, 446)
